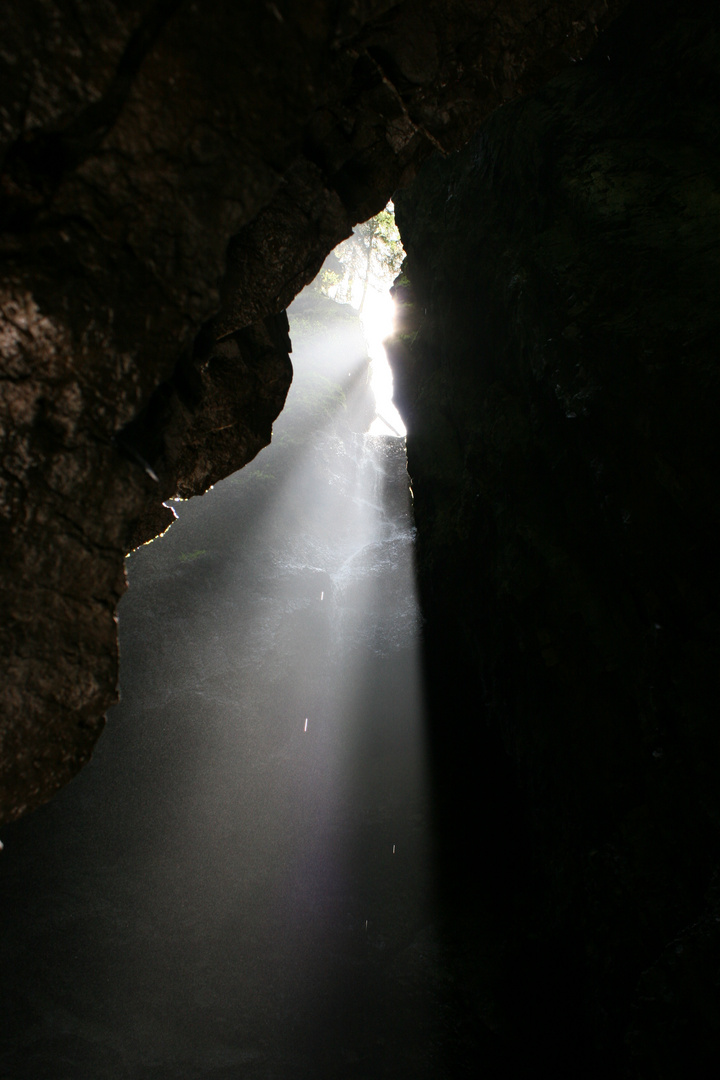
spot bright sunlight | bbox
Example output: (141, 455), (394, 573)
(318, 201), (407, 438)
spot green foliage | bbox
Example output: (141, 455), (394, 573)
(316, 202), (405, 311)
(321, 268), (341, 290)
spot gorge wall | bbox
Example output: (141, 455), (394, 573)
(389, 0), (720, 1073)
(2, 0), (720, 1072)
(0, 0), (623, 822)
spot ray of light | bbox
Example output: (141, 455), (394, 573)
(360, 274), (407, 439)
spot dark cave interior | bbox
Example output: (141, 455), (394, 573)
(2, 0), (720, 1075)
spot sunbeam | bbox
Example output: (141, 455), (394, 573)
(319, 201), (407, 440)
(114, 284), (435, 1070)
(360, 289), (407, 438)
(0, 237), (435, 1078)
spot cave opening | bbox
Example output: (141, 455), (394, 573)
(0, 219), (446, 1077)
(2, 0), (720, 1074)
(316, 199), (407, 439)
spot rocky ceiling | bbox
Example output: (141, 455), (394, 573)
(0, 0), (625, 823)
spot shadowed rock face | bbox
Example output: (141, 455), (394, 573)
(389, 0), (720, 1070)
(0, 0), (624, 822)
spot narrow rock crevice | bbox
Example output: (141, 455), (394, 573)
(1, 0), (623, 821)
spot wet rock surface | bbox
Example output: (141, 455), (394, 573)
(0, 0), (625, 821)
(0, 295), (455, 1079)
(389, 0), (720, 1072)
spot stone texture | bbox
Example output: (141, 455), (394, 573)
(0, 0), (623, 822)
(389, 0), (720, 1070)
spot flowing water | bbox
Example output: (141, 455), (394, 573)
(0, 294), (448, 1079)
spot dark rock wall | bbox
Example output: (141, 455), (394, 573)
(0, 0), (622, 822)
(390, 0), (720, 1071)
